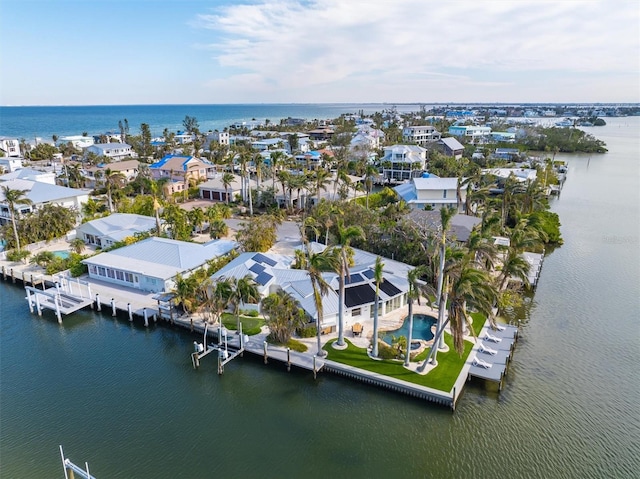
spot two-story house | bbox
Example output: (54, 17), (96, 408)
(381, 145), (428, 182)
(402, 126), (441, 146)
(149, 155), (213, 196)
(85, 143), (136, 162)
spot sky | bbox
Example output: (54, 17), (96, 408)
(1, 0), (639, 106)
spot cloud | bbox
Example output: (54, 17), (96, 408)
(193, 0), (640, 102)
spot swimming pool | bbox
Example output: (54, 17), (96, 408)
(381, 314), (437, 346)
(52, 250), (71, 260)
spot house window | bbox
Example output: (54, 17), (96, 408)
(97, 267), (106, 276)
(116, 271), (124, 281)
(89, 265), (96, 274)
(125, 273), (134, 283)
(443, 190), (447, 199)
(107, 269), (115, 279)
(352, 308), (361, 317)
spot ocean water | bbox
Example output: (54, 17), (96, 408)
(0, 103), (421, 140)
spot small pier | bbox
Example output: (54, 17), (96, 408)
(467, 323), (519, 390)
(25, 286), (93, 323)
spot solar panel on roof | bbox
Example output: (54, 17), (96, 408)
(249, 263), (266, 274)
(253, 253), (277, 267)
(344, 284), (376, 308)
(344, 273), (363, 285)
(379, 280), (402, 297)
(254, 271), (273, 286)
(362, 269), (374, 280)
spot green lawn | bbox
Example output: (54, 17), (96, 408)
(324, 315), (487, 392)
(221, 313), (265, 335)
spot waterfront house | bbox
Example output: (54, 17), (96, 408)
(210, 246), (413, 333)
(83, 237), (237, 293)
(438, 137), (465, 159)
(149, 155), (213, 196)
(393, 176), (466, 211)
(0, 178), (89, 226)
(402, 125), (441, 146)
(84, 143), (136, 162)
(482, 168), (537, 182)
(381, 145), (428, 182)
(57, 135), (95, 149)
(0, 137), (21, 157)
(407, 210), (481, 243)
(75, 213), (160, 248)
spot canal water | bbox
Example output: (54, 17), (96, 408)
(1, 118), (638, 478)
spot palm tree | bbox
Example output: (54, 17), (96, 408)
(173, 273), (198, 331)
(498, 250), (531, 290)
(269, 151), (286, 192)
(333, 220), (365, 347)
(433, 206), (457, 351)
(188, 207), (205, 235)
(104, 169), (127, 213)
(364, 164), (378, 209)
(148, 178), (167, 236)
(1, 186), (32, 251)
(371, 256), (384, 358)
(222, 173), (235, 204)
(306, 244), (339, 356)
(312, 168), (332, 206)
(229, 275), (260, 333)
(404, 266), (433, 367)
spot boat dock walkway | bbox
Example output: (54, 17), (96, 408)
(467, 323), (519, 389)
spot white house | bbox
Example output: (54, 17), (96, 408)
(57, 135), (95, 149)
(0, 157), (23, 173)
(0, 137), (21, 157)
(0, 168), (56, 185)
(211, 246), (413, 333)
(75, 213), (159, 248)
(0, 178), (89, 226)
(83, 237), (237, 293)
(85, 143), (136, 161)
(448, 125), (492, 141)
(381, 145), (427, 182)
(402, 126), (441, 146)
(483, 168), (537, 182)
(394, 176), (466, 210)
(204, 131), (230, 146)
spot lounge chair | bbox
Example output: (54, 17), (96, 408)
(479, 343), (498, 355)
(484, 333), (502, 343)
(472, 356), (492, 369)
(494, 324), (506, 331)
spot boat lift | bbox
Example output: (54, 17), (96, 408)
(60, 445), (96, 479)
(191, 322), (247, 374)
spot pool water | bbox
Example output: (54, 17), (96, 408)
(52, 250), (70, 259)
(381, 314), (436, 345)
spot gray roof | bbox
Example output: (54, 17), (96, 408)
(0, 178), (88, 205)
(0, 168), (54, 181)
(83, 237), (237, 280)
(406, 210), (481, 242)
(76, 213), (159, 241)
(88, 143), (131, 151)
(440, 137), (464, 151)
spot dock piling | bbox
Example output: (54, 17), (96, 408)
(127, 303), (133, 321)
(111, 299), (116, 317)
(287, 348), (291, 372)
(143, 308), (149, 327)
(313, 355), (317, 379)
(95, 294), (101, 311)
(263, 341), (268, 364)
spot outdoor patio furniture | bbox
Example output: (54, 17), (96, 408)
(472, 356), (492, 369)
(479, 343), (498, 355)
(484, 333), (502, 343)
(352, 323), (363, 337)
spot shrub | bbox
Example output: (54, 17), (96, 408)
(241, 309), (260, 317)
(296, 324), (316, 338)
(6, 249), (30, 263)
(377, 341), (399, 360)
